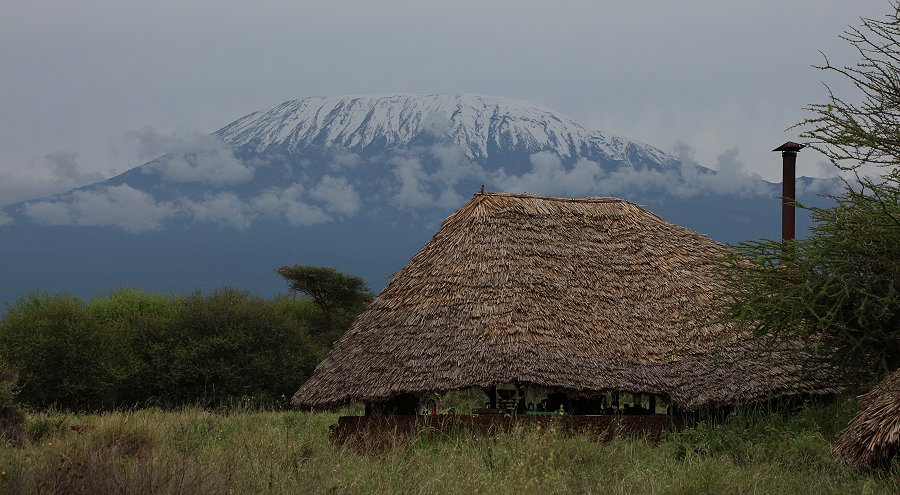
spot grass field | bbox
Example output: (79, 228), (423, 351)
(1, 398), (897, 494)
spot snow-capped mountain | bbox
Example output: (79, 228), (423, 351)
(0, 94), (839, 306)
(215, 94), (675, 168)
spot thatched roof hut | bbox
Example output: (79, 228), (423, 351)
(834, 370), (900, 468)
(293, 192), (845, 411)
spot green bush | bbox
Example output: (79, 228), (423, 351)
(0, 293), (124, 410)
(86, 288), (175, 406)
(0, 358), (24, 445)
(132, 287), (321, 408)
(0, 288), (323, 411)
(87, 288), (174, 329)
(270, 295), (335, 349)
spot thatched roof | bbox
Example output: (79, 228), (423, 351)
(834, 370), (900, 468)
(293, 192), (846, 410)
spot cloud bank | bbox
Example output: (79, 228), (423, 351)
(309, 175), (361, 216)
(491, 145), (775, 199)
(0, 151), (109, 206)
(23, 183), (178, 233)
(0, 208), (13, 226)
(20, 172), (363, 232)
(126, 128), (256, 184)
(252, 183), (331, 226)
(388, 144), (485, 208)
(493, 152), (606, 197)
(181, 192), (255, 229)
(13, 140), (836, 233)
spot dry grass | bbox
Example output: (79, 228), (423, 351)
(1, 399), (897, 494)
(295, 192), (846, 410)
(834, 370), (900, 468)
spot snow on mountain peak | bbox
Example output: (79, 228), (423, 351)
(214, 94), (673, 165)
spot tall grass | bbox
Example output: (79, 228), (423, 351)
(1, 398), (897, 494)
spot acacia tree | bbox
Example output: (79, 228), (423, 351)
(719, 3), (900, 378)
(799, 1), (900, 171)
(275, 265), (373, 345)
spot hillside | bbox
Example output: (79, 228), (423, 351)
(0, 95), (837, 304)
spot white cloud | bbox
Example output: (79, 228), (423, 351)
(22, 183), (177, 233)
(0, 209), (13, 226)
(309, 175), (361, 216)
(19, 179), (353, 231)
(816, 160), (839, 179)
(387, 144), (483, 208)
(44, 151), (106, 185)
(126, 128), (255, 184)
(493, 152), (605, 196)
(672, 144), (772, 197)
(492, 147), (776, 199)
(251, 183), (331, 226)
(0, 173), (60, 206)
(328, 149), (363, 170)
(429, 144), (484, 185)
(181, 192), (254, 229)
(0, 151), (109, 206)
(282, 201), (331, 226)
(178, 182), (347, 228)
(391, 156), (437, 208)
(153, 146), (253, 184)
(797, 176), (844, 196)
(421, 110), (452, 137)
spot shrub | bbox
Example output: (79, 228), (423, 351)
(0, 359), (25, 445)
(270, 295), (331, 351)
(0, 293), (124, 410)
(0, 288), (323, 411)
(86, 288), (175, 406)
(132, 287), (320, 408)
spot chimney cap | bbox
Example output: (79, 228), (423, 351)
(773, 141), (805, 152)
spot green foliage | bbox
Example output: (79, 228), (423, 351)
(0, 287), (324, 411)
(275, 264), (373, 346)
(0, 361), (19, 414)
(669, 399), (857, 468)
(719, 171), (900, 375)
(0, 358), (24, 445)
(269, 295), (334, 347)
(86, 287), (174, 330)
(720, 4), (900, 379)
(85, 288), (175, 406)
(0, 293), (126, 410)
(796, 2), (900, 172)
(132, 287), (321, 408)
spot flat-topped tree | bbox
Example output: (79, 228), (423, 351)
(276, 265), (373, 346)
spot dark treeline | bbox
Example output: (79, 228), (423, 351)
(0, 287), (351, 411)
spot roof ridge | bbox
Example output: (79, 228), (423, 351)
(469, 190), (676, 225)
(474, 190), (626, 204)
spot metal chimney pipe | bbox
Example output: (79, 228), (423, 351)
(772, 141), (805, 241)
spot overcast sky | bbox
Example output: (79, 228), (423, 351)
(0, 0), (890, 206)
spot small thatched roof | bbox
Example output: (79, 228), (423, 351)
(834, 370), (900, 468)
(293, 192), (845, 410)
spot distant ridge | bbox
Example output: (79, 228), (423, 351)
(215, 94), (675, 167)
(0, 94), (838, 307)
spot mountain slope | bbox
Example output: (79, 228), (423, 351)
(215, 94), (676, 167)
(0, 94), (837, 306)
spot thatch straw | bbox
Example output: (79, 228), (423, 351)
(292, 192), (846, 410)
(834, 370), (900, 468)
